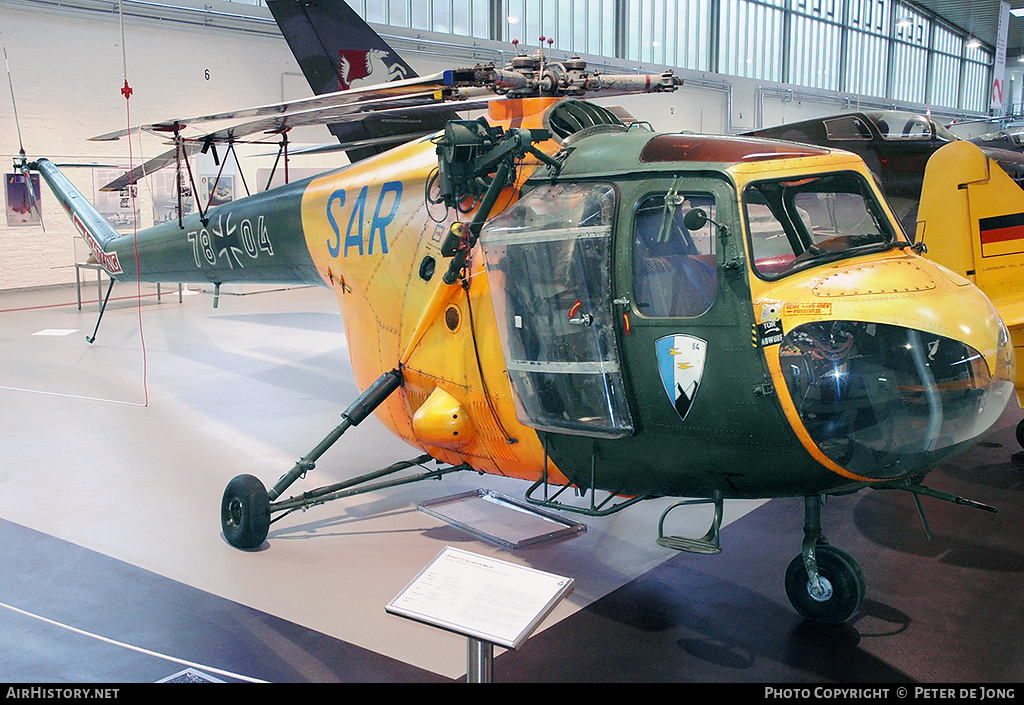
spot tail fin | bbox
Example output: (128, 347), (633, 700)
(918, 139), (1024, 400)
(267, 0), (456, 161)
(917, 140), (1024, 314)
(268, 0), (418, 94)
(33, 158), (124, 276)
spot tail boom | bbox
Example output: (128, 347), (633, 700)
(32, 158), (324, 287)
(33, 158), (124, 276)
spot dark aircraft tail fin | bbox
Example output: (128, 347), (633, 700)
(32, 159), (126, 277)
(267, 0), (457, 162)
(267, 0), (417, 95)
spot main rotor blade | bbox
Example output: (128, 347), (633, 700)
(89, 71), (455, 142)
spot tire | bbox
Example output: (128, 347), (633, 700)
(1016, 418), (1024, 449)
(784, 544), (866, 624)
(221, 474), (271, 549)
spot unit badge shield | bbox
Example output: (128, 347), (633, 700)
(656, 335), (708, 422)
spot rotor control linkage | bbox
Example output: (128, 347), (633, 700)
(434, 123), (561, 285)
(268, 368), (403, 501)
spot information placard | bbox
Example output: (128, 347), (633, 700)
(386, 546), (574, 650)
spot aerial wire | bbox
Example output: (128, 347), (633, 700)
(4, 45), (24, 161)
(119, 0), (149, 407)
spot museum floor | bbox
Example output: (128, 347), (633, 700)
(1, 282), (1022, 684)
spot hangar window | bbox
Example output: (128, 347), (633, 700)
(347, 0), (991, 112)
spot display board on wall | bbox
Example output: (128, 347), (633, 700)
(6, 172), (41, 227)
(92, 168), (140, 232)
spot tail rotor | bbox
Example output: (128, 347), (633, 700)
(5, 45), (44, 230)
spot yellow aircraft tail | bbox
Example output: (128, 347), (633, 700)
(917, 139), (1024, 400)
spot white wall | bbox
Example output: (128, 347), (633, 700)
(0, 0), (951, 291)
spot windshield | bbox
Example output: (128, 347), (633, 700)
(745, 171), (898, 279)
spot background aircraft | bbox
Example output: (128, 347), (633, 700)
(266, 0), (459, 163)
(968, 125), (1024, 152)
(17, 1), (1019, 628)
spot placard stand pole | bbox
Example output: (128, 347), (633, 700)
(466, 637), (494, 683)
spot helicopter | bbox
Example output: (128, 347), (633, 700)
(17, 17), (1018, 628)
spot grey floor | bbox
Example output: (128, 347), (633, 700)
(1, 281), (1023, 683)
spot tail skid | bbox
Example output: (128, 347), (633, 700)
(33, 158), (125, 277)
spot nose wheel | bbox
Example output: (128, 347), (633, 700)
(785, 543), (865, 624)
(784, 496), (866, 624)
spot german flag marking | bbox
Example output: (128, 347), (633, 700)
(980, 212), (1024, 257)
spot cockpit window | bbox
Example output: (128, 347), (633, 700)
(632, 191), (717, 318)
(823, 116), (872, 141)
(874, 113), (932, 140)
(745, 171), (897, 279)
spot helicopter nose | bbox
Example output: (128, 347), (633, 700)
(777, 318), (1015, 482)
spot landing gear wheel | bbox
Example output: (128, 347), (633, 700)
(784, 544), (865, 624)
(221, 474), (271, 549)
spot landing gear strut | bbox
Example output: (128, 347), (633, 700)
(219, 369), (469, 549)
(784, 495), (865, 624)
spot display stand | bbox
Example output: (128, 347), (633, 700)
(386, 546), (574, 683)
(74, 262), (107, 310)
(418, 489), (586, 548)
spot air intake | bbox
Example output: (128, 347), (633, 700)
(544, 100), (628, 144)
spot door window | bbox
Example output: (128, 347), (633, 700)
(479, 182), (633, 438)
(632, 191), (717, 318)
